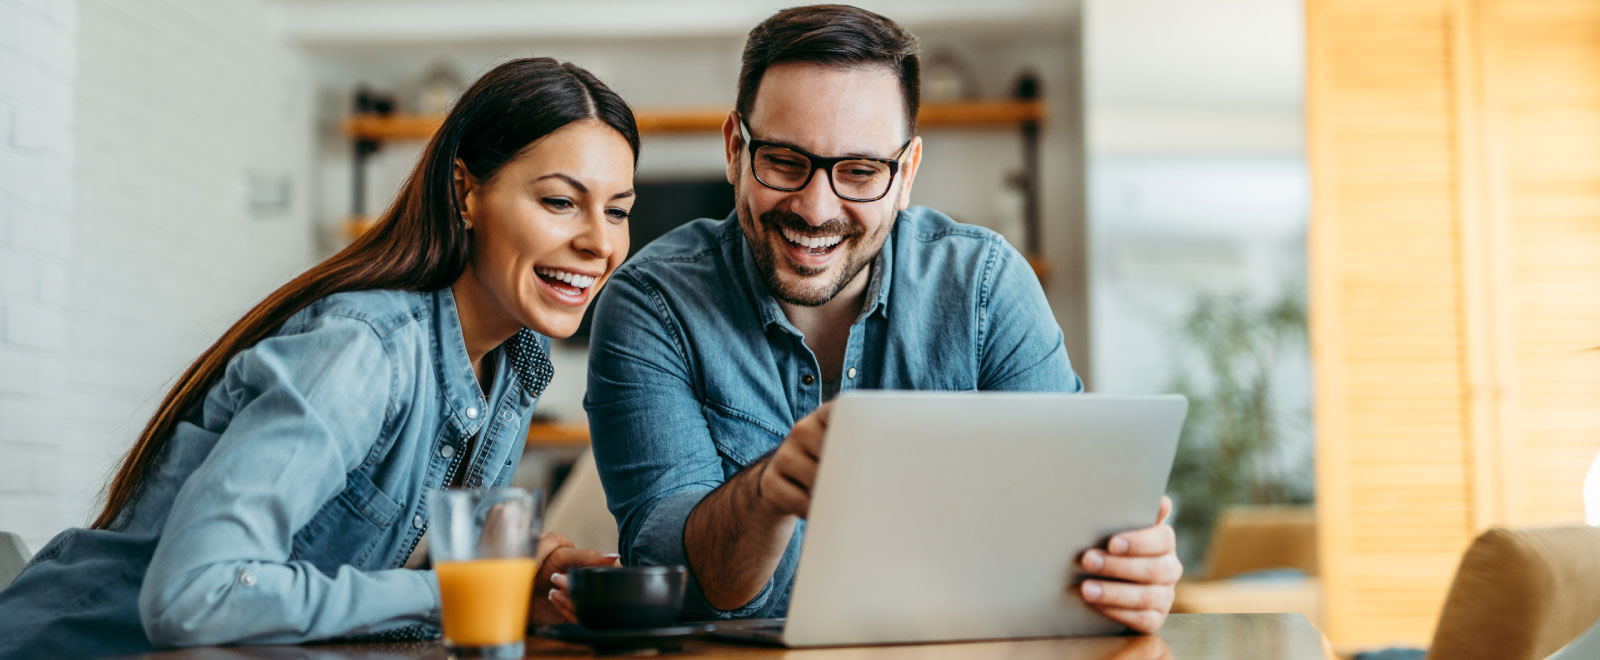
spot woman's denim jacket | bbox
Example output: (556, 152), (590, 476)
(0, 288), (553, 659)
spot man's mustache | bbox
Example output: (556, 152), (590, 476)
(760, 208), (861, 239)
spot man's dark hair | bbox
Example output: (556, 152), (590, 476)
(737, 4), (921, 140)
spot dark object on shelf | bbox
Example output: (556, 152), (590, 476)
(351, 87), (396, 218)
(1014, 69), (1041, 100)
(571, 178), (736, 340)
(353, 86), (396, 115)
(538, 622), (714, 656)
(1012, 70), (1043, 273)
(567, 565), (688, 629)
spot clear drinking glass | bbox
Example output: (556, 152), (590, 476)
(429, 487), (543, 659)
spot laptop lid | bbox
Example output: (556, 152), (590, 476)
(780, 392), (1187, 647)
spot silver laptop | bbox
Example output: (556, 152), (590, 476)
(711, 391), (1187, 647)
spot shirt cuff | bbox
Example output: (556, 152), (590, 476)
(415, 568), (442, 623)
(627, 487), (778, 620)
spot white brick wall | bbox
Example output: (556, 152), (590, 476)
(0, 0), (317, 552)
(0, 0), (76, 552)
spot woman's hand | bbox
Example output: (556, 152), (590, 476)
(526, 532), (621, 630)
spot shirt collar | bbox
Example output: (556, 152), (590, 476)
(858, 216), (895, 322)
(731, 211), (897, 332)
(503, 328), (554, 398)
(432, 287), (553, 431)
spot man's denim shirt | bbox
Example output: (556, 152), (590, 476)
(585, 206), (1083, 620)
(0, 288), (553, 659)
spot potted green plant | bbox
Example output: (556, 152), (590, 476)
(1167, 288), (1313, 568)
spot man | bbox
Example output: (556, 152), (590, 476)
(585, 4), (1181, 633)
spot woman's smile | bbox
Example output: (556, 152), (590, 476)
(534, 265), (603, 306)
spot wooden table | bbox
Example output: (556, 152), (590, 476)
(117, 614), (1334, 659)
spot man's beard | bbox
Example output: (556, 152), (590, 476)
(736, 190), (890, 308)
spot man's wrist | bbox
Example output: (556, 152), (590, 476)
(707, 456), (789, 525)
(752, 458), (770, 502)
(689, 458), (785, 546)
(743, 457), (786, 521)
(685, 458), (795, 612)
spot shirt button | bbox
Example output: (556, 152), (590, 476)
(501, 410), (514, 422)
(465, 406), (479, 419)
(847, 367), (857, 379)
(802, 374), (815, 385)
(238, 570), (257, 587)
(412, 514), (425, 529)
(439, 444), (455, 459)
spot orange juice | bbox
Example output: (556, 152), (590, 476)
(435, 557), (539, 646)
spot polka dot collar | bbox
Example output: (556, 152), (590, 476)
(503, 328), (553, 398)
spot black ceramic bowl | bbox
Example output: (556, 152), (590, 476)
(567, 565), (688, 630)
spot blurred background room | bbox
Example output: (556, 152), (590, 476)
(1, 1), (1597, 658)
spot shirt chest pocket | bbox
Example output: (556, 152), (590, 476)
(701, 400), (788, 474)
(289, 469), (404, 572)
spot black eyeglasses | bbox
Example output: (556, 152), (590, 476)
(738, 117), (911, 203)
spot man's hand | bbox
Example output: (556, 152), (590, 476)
(526, 532), (621, 629)
(754, 402), (833, 518)
(1077, 496), (1183, 634)
(683, 402), (833, 610)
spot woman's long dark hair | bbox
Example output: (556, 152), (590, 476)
(91, 58), (640, 530)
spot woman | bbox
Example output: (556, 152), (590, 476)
(0, 58), (636, 658)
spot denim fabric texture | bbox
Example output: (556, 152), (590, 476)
(0, 287), (551, 658)
(585, 206), (1083, 620)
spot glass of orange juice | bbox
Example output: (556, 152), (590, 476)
(429, 487), (543, 659)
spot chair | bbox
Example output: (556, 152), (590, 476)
(1547, 617), (1600, 660)
(543, 449), (618, 555)
(1170, 506), (1321, 626)
(1425, 526), (1600, 660)
(1199, 506), (1318, 580)
(0, 531), (31, 589)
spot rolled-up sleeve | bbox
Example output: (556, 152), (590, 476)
(140, 314), (438, 647)
(584, 272), (787, 619)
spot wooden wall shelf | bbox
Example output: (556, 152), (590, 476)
(343, 99), (1047, 140)
(527, 420), (590, 449)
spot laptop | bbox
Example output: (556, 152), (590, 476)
(710, 391), (1187, 647)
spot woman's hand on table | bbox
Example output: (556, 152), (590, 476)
(527, 532), (621, 629)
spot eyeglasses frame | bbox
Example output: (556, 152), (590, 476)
(737, 116), (913, 203)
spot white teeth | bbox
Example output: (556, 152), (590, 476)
(536, 267), (597, 290)
(780, 228), (844, 249)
